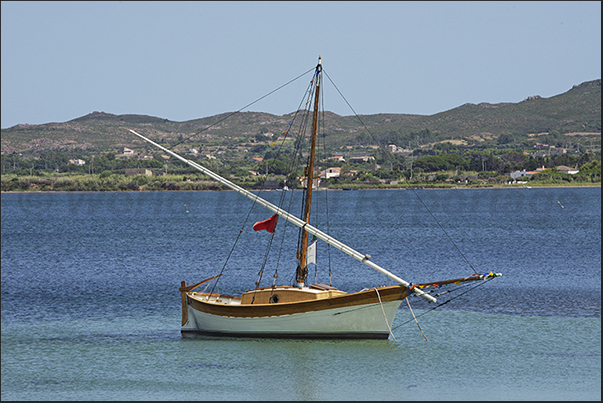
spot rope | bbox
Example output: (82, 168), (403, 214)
(374, 288), (396, 341)
(410, 188), (477, 273)
(251, 229), (277, 304)
(319, 91), (333, 286)
(392, 277), (494, 330)
(325, 66), (493, 337)
(329, 67), (477, 276)
(210, 68), (318, 295)
(171, 67), (315, 149)
(406, 298), (428, 341)
(323, 69), (391, 158)
(207, 197), (259, 297)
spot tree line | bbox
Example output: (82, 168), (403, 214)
(1, 143), (601, 191)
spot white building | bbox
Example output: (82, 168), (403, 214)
(319, 167), (341, 179)
(68, 159), (86, 166)
(557, 165), (579, 175)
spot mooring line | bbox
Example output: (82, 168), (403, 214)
(374, 288), (396, 341)
(406, 297), (428, 341)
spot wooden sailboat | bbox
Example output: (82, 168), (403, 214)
(129, 56), (501, 339)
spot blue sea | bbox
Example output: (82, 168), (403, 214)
(1, 187), (600, 400)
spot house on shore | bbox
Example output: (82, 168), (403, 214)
(125, 168), (152, 176)
(319, 167), (341, 179)
(557, 165), (579, 175)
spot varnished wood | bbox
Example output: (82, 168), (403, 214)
(298, 57), (322, 284)
(178, 274), (222, 292)
(412, 273), (485, 289)
(187, 284), (407, 318)
(180, 281), (188, 326)
(240, 286), (347, 305)
(310, 283), (338, 290)
(180, 275), (223, 325)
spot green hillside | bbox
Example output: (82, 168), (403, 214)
(1, 79), (600, 156)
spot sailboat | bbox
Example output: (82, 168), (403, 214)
(129, 56), (501, 340)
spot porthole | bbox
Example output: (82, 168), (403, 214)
(270, 294), (279, 304)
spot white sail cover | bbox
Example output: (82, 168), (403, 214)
(306, 240), (317, 266)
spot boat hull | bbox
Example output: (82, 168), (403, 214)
(182, 285), (407, 339)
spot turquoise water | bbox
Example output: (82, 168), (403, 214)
(1, 188), (601, 400)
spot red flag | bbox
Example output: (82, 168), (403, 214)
(253, 214), (279, 233)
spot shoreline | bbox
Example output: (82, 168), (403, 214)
(2, 183), (600, 194)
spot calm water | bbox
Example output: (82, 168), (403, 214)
(1, 187), (600, 400)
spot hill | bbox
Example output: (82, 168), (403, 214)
(1, 79), (600, 156)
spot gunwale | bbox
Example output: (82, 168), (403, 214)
(187, 284), (407, 318)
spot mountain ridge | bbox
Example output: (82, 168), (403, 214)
(1, 79), (600, 155)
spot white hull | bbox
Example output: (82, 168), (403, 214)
(182, 300), (402, 339)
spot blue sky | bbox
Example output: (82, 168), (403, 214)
(1, 1), (601, 129)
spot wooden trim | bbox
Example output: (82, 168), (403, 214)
(179, 274), (222, 292)
(180, 281), (188, 326)
(187, 285), (407, 318)
(240, 287), (347, 304)
(412, 274), (484, 289)
(310, 283), (338, 290)
(180, 275), (224, 325)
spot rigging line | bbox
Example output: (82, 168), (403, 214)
(319, 90), (333, 286)
(323, 69), (388, 155)
(326, 69), (478, 276)
(410, 187), (477, 273)
(324, 69), (481, 282)
(392, 278), (493, 330)
(412, 278), (475, 297)
(295, 87), (317, 258)
(170, 66), (316, 149)
(311, 102), (326, 285)
(270, 77), (315, 182)
(250, 154), (297, 294)
(374, 288), (396, 341)
(405, 297), (428, 341)
(270, 153), (306, 289)
(324, 68), (404, 193)
(268, 82), (316, 287)
(272, 76), (314, 154)
(227, 80), (316, 293)
(208, 186), (269, 297)
(251, 229), (277, 304)
(309, 92), (324, 284)
(207, 225), (245, 297)
(271, 186), (297, 288)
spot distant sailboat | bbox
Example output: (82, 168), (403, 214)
(129, 56), (501, 339)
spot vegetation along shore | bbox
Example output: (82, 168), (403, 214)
(2, 79), (600, 192)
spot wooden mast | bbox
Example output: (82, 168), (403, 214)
(297, 55), (322, 287)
